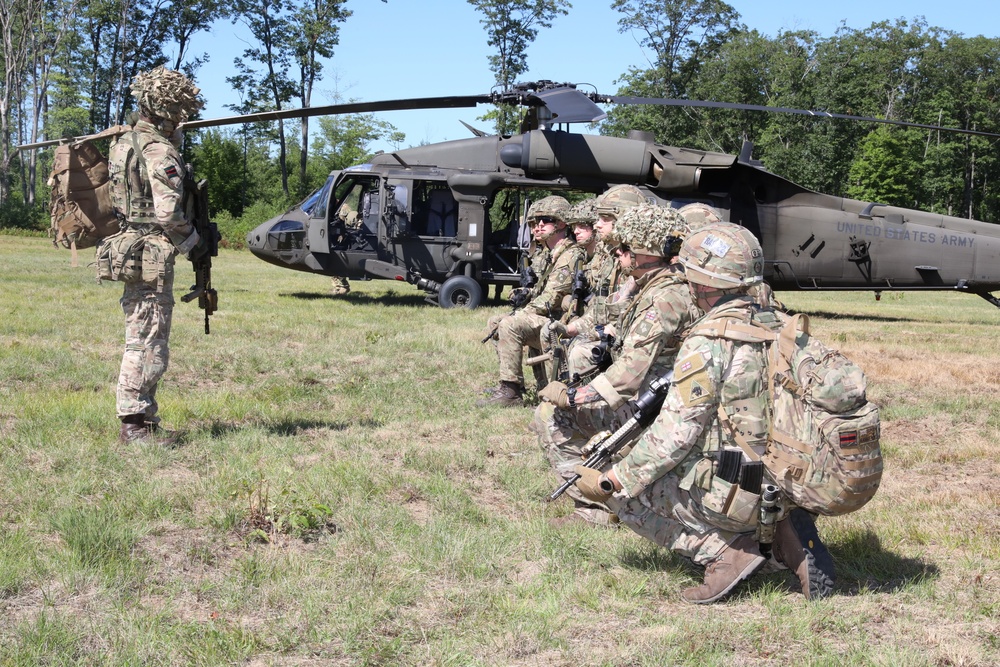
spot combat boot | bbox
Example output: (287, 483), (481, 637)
(772, 509), (835, 600)
(681, 534), (765, 604)
(119, 415), (181, 447)
(475, 381), (523, 408)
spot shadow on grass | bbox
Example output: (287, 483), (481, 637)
(828, 528), (940, 595)
(281, 291), (428, 307)
(617, 527), (938, 599)
(784, 308), (921, 324)
(207, 417), (384, 438)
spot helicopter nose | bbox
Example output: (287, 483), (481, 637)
(246, 217), (307, 263)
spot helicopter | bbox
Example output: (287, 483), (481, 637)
(27, 81), (1000, 310)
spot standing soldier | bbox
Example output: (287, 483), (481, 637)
(534, 204), (702, 526)
(106, 67), (206, 444)
(573, 223), (834, 604)
(479, 196), (585, 407)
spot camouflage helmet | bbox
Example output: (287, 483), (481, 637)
(131, 66), (204, 123)
(526, 195), (571, 223)
(595, 184), (647, 219)
(678, 222), (764, 289)
(564, 197), (598, 226)
(677, 202), (723, 231)
(613, 203), (689, 257)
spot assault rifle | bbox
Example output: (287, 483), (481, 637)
(549, 371), (673, 501)
(571, 265), (589, 318)
(181, 175), (219, 334)
(588, 324), (616, 372)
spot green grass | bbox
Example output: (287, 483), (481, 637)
(2, 235), (999, 665)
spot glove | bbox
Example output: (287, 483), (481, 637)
(187, 234), (210, 262)
(537, 381), (569, 408)
(573, 465), (613, 503)
(546, 320), (568, 339)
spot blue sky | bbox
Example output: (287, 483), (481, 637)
(184, 0), (999, 153)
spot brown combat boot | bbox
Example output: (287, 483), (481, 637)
(681, 534), (765, 604)
(119, 415), (181, 447)
(772, 509), (835, 600)
(475, 381), (523, 408)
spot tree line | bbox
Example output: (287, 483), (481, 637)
(3, 0), (1000, 238)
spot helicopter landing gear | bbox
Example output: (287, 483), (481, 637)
(438, 275), (483, 309)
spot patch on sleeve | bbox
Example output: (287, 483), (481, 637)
(163, 164), (180, 182)
(673, 350), (715, 407)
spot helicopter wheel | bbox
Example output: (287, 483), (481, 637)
(438, 275), (483, 309)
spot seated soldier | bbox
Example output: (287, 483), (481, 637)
(533, 204), (702, 526)
(559, 184), (647, 381)
(479, 196), (585, 407)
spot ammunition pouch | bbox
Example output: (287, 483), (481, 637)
(95, 226), (174, 292)
(698, 450), (764, 529)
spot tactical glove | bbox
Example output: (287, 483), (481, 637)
(538, 381), (569, 408)
(543, 320), (568, 341)
(573, 465), (613, 503)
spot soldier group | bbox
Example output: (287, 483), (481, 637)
(103, 66), (833, 607)
(480, 188), (834, 604)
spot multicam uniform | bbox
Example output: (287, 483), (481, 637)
(495, 237), (585, 385)
(108, 119), (198, 424)
(534, 266), (700, 516)
(607, 296), (781, 565)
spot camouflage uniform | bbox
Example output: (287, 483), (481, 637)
(536, 205), (701, 522)
(107, 68), (202, 436)
(535, 266), (700, 518)
(607, 295), (779, 564)
(495, 236), (584, 385)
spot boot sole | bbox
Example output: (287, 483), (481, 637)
(788, 509), (836, 600)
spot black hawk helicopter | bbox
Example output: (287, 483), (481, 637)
(32, 81), (1000, 310)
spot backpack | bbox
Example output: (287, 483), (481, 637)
(694, 310), (883, 517)
(47, 125), (129, 264)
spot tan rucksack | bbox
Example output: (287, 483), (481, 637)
(693, 310), (883, 517)
(47, 125), (129, 264)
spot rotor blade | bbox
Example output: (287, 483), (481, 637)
(601, 95), (1000, 139)
(533, 87), (607, 124)
(180, 94), (492, 130)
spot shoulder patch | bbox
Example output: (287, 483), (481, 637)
(164, 165), (180, 181)
(674, 350), (715, 407)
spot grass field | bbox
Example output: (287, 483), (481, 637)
(1, 235), (998, 666)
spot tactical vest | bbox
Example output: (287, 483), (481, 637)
(108, 127), (171, 226)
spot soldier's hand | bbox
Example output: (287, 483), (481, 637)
(573, 465), (614, 503)
(538, 381), (570, 408)
(541, 320), (568, 344)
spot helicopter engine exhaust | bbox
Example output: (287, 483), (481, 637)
(499, 130), (708, 193)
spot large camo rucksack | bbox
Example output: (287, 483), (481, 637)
(47, 125), (129, 263)
(695, 311), (883, 517)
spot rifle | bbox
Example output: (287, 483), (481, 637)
(180, 175), (219, 334)
(571, 262), (589, 318)
(549, 371), (674, 501)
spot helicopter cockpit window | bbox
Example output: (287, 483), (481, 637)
(266, 219), (305, 251)
(410, 182), (457, 237)
(310, 175), (335, 219)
